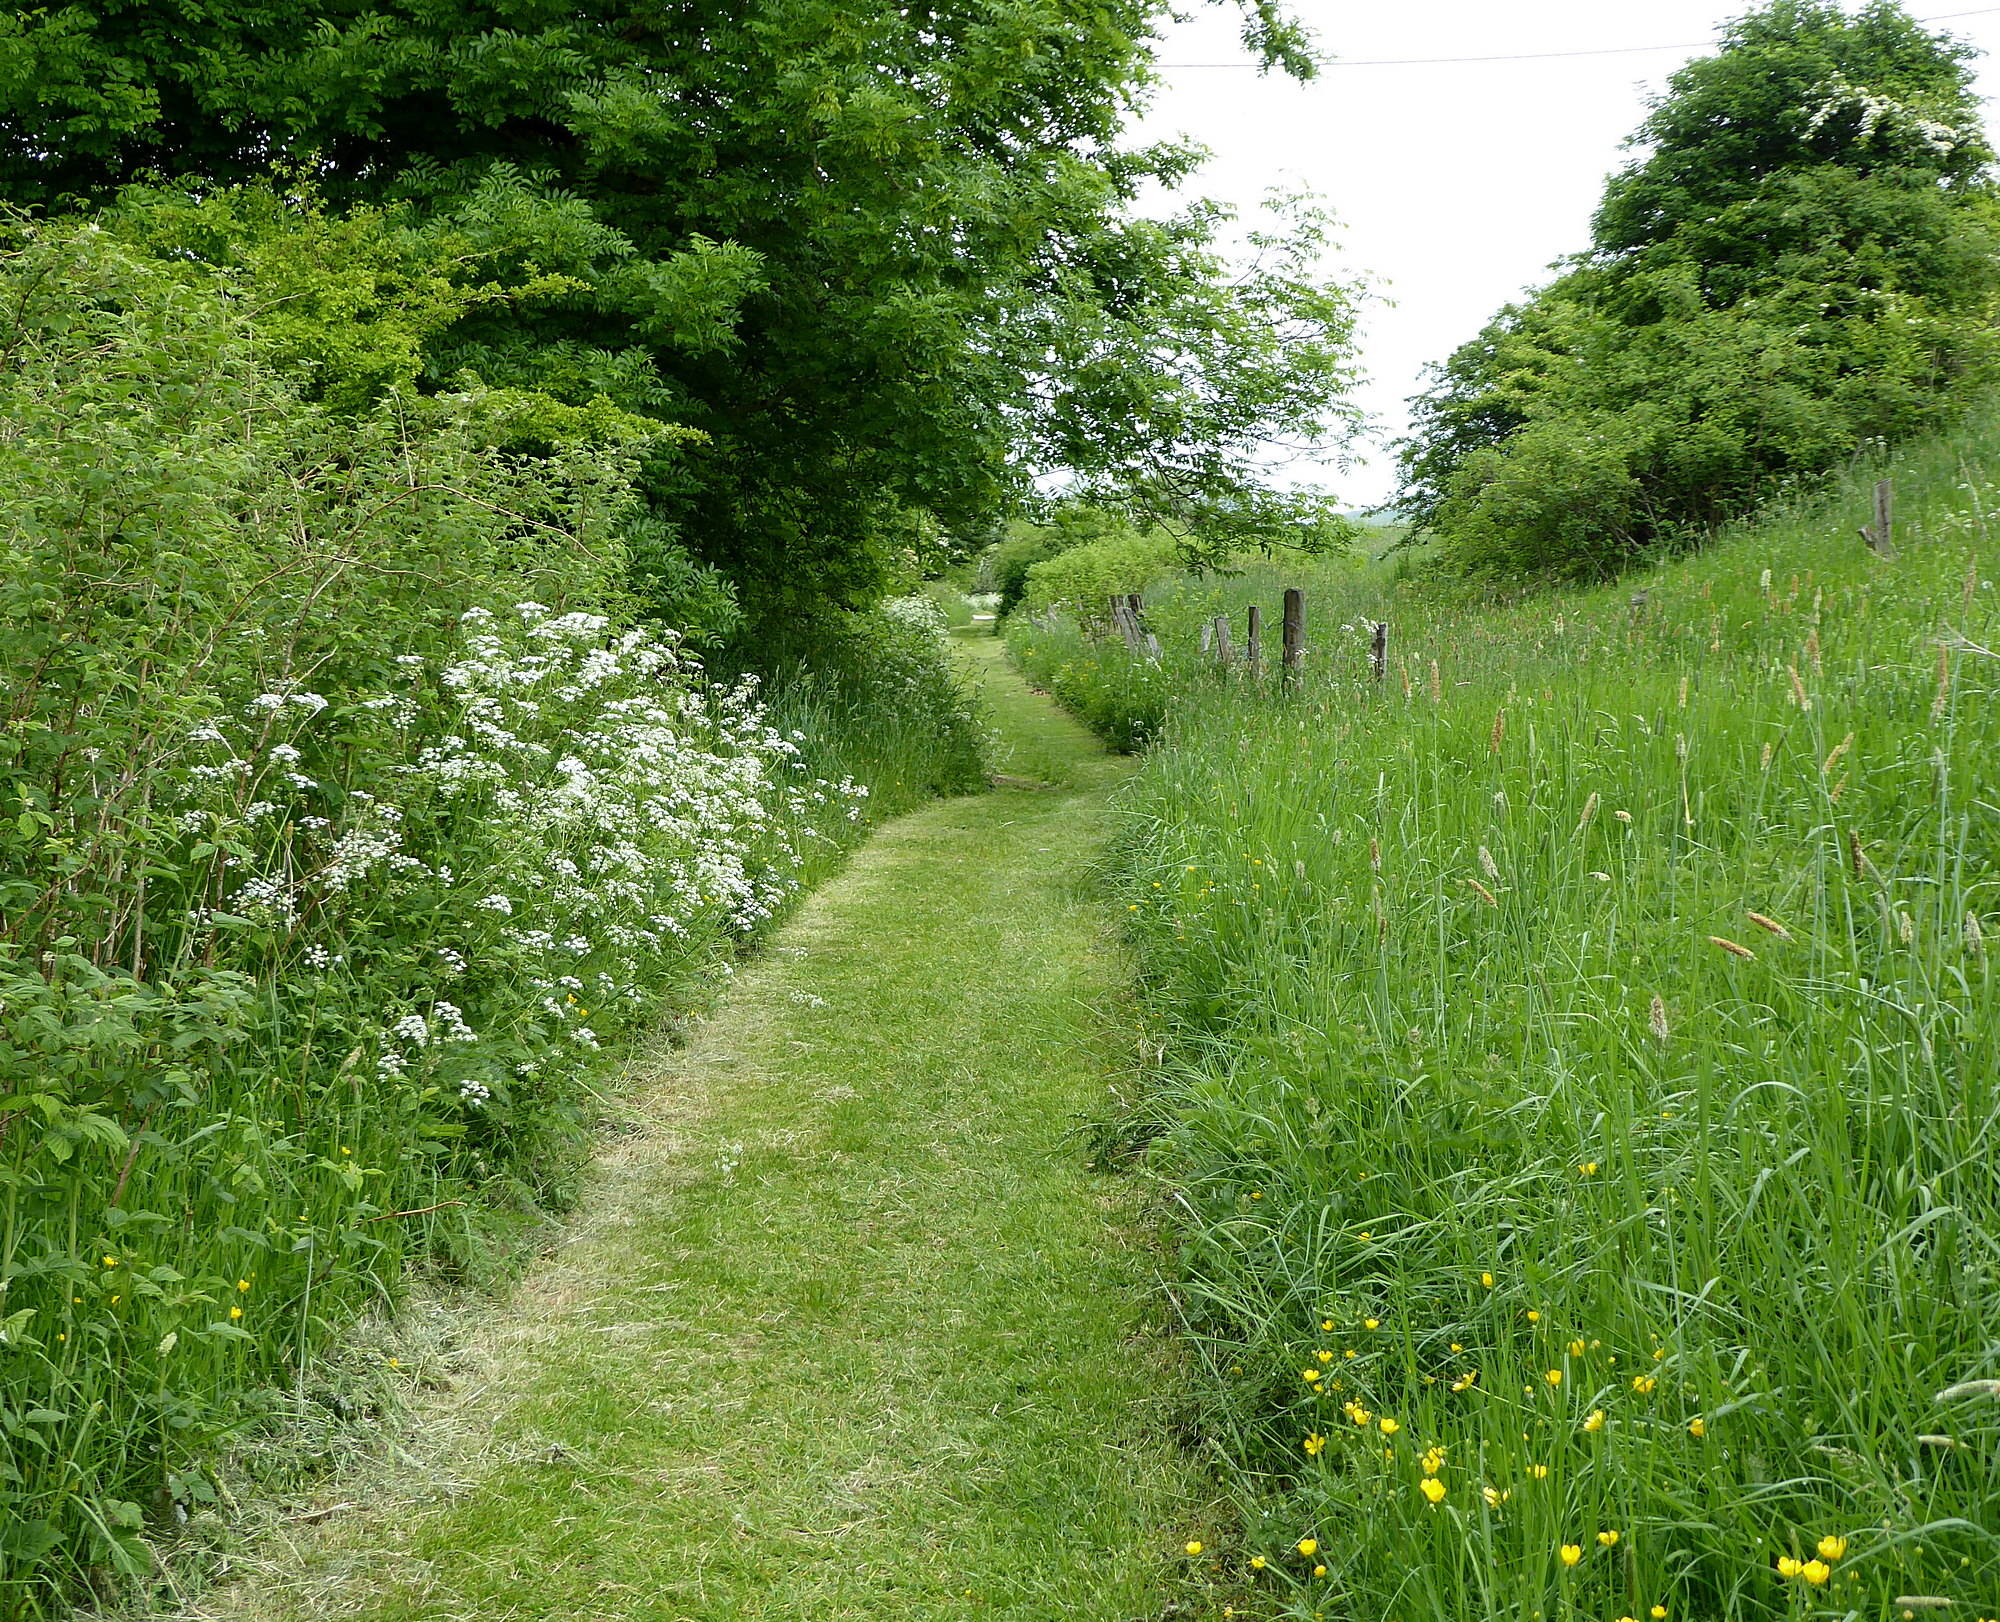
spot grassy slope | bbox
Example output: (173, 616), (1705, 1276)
(177, 633), (1209, 1622)
(1012, 415), (2000, 1620)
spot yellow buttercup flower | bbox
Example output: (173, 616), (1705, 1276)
(102, 1256), (118, 1268)
(1185, 1541), (1204, 1557)
(1579, 1161), (1598, 1176)
(1632, 1375), (1656, 1394)
(1312, 1563), (1327, 1577)
(236, 1278), (251, 1292)
(1777, 1556), (1803, 1579)
(1801, 1560), (1830, 1585)
(1816, 1536), (1847, 1562)
(1302, 1368), (1322, 1384)
(1421, 1446), (1446, 1475)
(1303, 1433), (1325, 1456)
(1342, 1400), (1371, 1426)
(1480, 1272), (1495, 1288)
(1597, 1530), (1620, 1547)
(1321, 1318), (1335, 1331)
(229, 1306), (243, 1320)
(1297, 1537), (1318, 1558)
(1378, 1417), (1400, 1435)
(1688, 1417), (1705, 1438)
(1559, 1544), (1583, 1568)
(1545, 1368), (1563, 1386)
(1583, 1409), (1606, 1432)
(1317, 1349), (1334, 1364)
(1363, 1317), (1379, 1330)
(1567, 1338), (1586, 1357)
(1651, 1608), (1668, 1620)
(1419, 1477), (1446, 1505)
(1528, 1464), (1549, 1479)
(1450, 1369), (1478, 1392)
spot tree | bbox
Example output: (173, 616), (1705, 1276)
(0, 0), (1358, 623)
(1399, 0), (2000, 579)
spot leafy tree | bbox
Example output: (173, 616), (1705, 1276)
(1400, 0), (2000, 579)
(0, 0), (1359, 622)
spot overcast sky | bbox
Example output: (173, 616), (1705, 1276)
(1131, 1), (2000, 509)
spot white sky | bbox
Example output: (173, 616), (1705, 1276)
(1132, 1), (2000, 508)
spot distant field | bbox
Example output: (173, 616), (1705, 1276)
(1011, 413), (2000, 1620)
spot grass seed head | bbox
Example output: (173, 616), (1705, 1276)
(1746, 911), (1791, 940)
(1577, 791), (1600, 834)
(1709, 935), (1756, 960)
(1821, 732), (1854, 775)
(1649, 994), (1670, 1044)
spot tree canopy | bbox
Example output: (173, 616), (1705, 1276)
(1399, 0), (2000, 580)
(0, 0), (1359, 626)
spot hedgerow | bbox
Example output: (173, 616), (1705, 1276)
(0, 217), (979, 1613)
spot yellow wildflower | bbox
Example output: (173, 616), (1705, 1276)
(1302, 1368), (1322, 1384)
(1363, 1318), (1380, 1330)
(1303, 1433), (1325, 1456)
(1567, 1338), (1586, 1357)
(1632, 1375), (1656, 1394)
(1528, 1464), (1549, 1479)
(1317, 1349), (1334, 1364)
(236, 1278), (251, 1292)
(1583, 1409), (1606, 1432)
(1297, 1537), (1318, 1558)
(1313, 1563), (1328, 1576)
(1419, 1477), (1447, 1505)
(1421, 1447), (1446, 1475)
(1321, 1318), (1335, 1331)
(1186, 1541), (1204, 1557)
(1777, 1556), (1803, 1579)
(1688, 1417), (1705, 1438)
(1560, 1545), (1583, 1568)
(1545, 1369), (1563, 1386)
(1250, 1556), (1266, 1570)
(1651, 1609), (1668, 1620)
(1450, 1369), (1478, 1392)
(102, 1256), (118, 1268)
(1816, 1536), (1846, 1562)
(1597, 1530), (1620, 1548)
(1579, 1162), (1598, 1176)
(1379, 1417), (1400, 1436)
(1480, 1272), (1494, 1288)
(229, 1306), (243, 1320)
(1801, 1559), (1831, 1584)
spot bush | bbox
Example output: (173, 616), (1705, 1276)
(1402, 1), (2000, 580)
(0, 215), (979, 1616)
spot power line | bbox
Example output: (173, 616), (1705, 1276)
(1157, 5), (2000, 69)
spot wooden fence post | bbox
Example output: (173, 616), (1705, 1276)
(1282, 588), (1305, 684)
(1371, 619), (1388, 683)
(1246, 604), (1263, 677)
(1862, 478), (1898, 559)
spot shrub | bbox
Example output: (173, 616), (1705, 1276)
(0, 215), (977, 1615)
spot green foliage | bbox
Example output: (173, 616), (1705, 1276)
(0, 0), (1363, 618)
(1021, 531), (1183, 617)
(0, 216), (982, 1617)
(1401, 1), (2000, 580)
(1016, 407), (2000, 1618)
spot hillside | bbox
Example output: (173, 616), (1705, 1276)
(1011, 405), (2000, 1620)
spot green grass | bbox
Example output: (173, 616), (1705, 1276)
(171, 634), (1211, 1622)
(1012, 414), (2000, 1620)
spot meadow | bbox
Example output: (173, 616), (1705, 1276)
(1011, 423), (2000, 1619)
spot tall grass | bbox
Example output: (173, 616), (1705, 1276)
(1013, 422), (1999, 1619)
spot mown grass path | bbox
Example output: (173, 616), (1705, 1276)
(194, 633), (1203, 1622)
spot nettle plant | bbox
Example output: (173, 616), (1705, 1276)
(0, 220), (868, 1606)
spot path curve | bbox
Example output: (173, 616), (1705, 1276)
(190, 634), (1205, 1622)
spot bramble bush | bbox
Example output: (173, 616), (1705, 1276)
(0, 218), (980, 1614)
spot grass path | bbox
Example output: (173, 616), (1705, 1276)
(191, 633), (1206, 1622)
